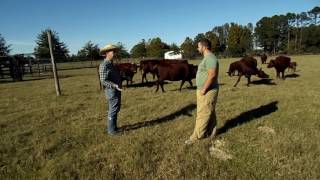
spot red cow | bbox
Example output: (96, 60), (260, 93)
(267, 56), (291, 79)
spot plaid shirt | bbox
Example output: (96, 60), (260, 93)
(99, 60), (120, 89)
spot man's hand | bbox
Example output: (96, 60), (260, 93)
(200, 89), (206, 96)
(114, 84), (123, 91)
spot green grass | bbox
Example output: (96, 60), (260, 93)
(0, 55), (319, 179)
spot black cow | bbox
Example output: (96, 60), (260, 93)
(114, 63), (138, 86)
(233, 57), (269, 87)
(267, 56), (291, 79)
(140, 59), (161, 83)
(260, 53), (268, 64)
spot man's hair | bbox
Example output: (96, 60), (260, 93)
(199, 39), (211, 50)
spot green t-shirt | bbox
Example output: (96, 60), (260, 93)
(196, 52), (219, 90)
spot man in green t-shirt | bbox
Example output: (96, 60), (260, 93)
(185, 39), (219, 145)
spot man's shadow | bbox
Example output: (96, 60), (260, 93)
(120, 103), (196, 132)
(216, 101), (278, 135)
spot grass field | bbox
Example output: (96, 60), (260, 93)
(0, 55), (319, 179)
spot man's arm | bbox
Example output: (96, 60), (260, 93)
(200, 68), (217, 95)
(99, 64), (118, 89)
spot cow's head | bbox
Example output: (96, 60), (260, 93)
(257, 68), (269, 78)
(267, 60), (275, 68)
(189, 64), (198, 79)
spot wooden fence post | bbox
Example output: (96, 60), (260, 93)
(47, 30), (61, 96)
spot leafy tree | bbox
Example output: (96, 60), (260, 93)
(115, 42), (130, 59)
(0, 34), (11, 56)
(205, 31), (220, 53)
(227, 23), (253, 56)
(146, 37), (169, 58)
(77, 41), (100, 61)
(255, 15), (288, 53)
(169, 43), (180, 54)
(130, 39), (146, 58)
(34, 29), (69, 62)
(180, 37), (197, 58)
(286, 13), (296, 52)
(308, 6), (320, 25)
(301, 24), (320, 53)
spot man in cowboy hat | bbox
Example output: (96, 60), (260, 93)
(99, 44), (123, 135)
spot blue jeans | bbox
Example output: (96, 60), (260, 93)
(105, 88), (121, 134)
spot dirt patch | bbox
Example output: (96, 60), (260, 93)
(209, 139), (233, 161)
(258, 126), (276, 135)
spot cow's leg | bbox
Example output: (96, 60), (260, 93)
(141, 73), (145, 83)
(276, 71), (280, 78)
(142, 72), (148, 83)
(246, 75), (251, 87)
(155, 80), (159, 92)
(188, 79), (193, 87)
(282, 71), (285, 79)
(234, 74), (242, 87)
(160, 81), (165, 92)
(179, 80), (186, 91)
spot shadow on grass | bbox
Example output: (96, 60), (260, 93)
(171, 83), (226, 91)
(0, 75), (73, 84)
(217, 101), (278, 135)
(120, 103), (196, 132)
(126, 81), (156, 88)
(251, 78), (277, 85)
(285, 73), (300, 78)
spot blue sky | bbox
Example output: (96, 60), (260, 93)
(0, 0), (318, 54)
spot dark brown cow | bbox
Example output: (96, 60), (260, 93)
(140, 59), (161, 83)
(233, 57), (269, 87)
(154, 62), (197, 92)
(267, 56), (291, 79)
(140, 59), (189, 83)
(241, 56), (258, 68)
(288, 61), (297, 73)
(260, 53), (268, 64)
(114, 63), (138, 86)
(228, 61), (240, 76)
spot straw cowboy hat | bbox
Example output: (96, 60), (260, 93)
(100, 44), (119, 55)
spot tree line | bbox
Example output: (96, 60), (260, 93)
(0, 6), (319, 61)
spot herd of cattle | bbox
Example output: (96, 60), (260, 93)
(112, 59), (197, 92)
(228, 54), (297, 87)
(106, 54), (298, 92)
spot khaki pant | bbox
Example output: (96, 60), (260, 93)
(190, 89), (219, 141)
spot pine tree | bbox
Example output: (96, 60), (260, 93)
(180, 37), (197, 58)
(130, 39), (147, 58)
(77, 41), (100, 61)
(0, 34), (11, 56)
(34, 29), (69, 62)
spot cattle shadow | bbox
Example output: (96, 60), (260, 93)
(125, 81), (169, 88)
(216, 101), (278, 135)
(170, 86), (196, 91)
(171, 83), (225, 91)
(285, 74), (300, 78)
(119, 103), (196, 132)
(251, 78), (277, 85)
